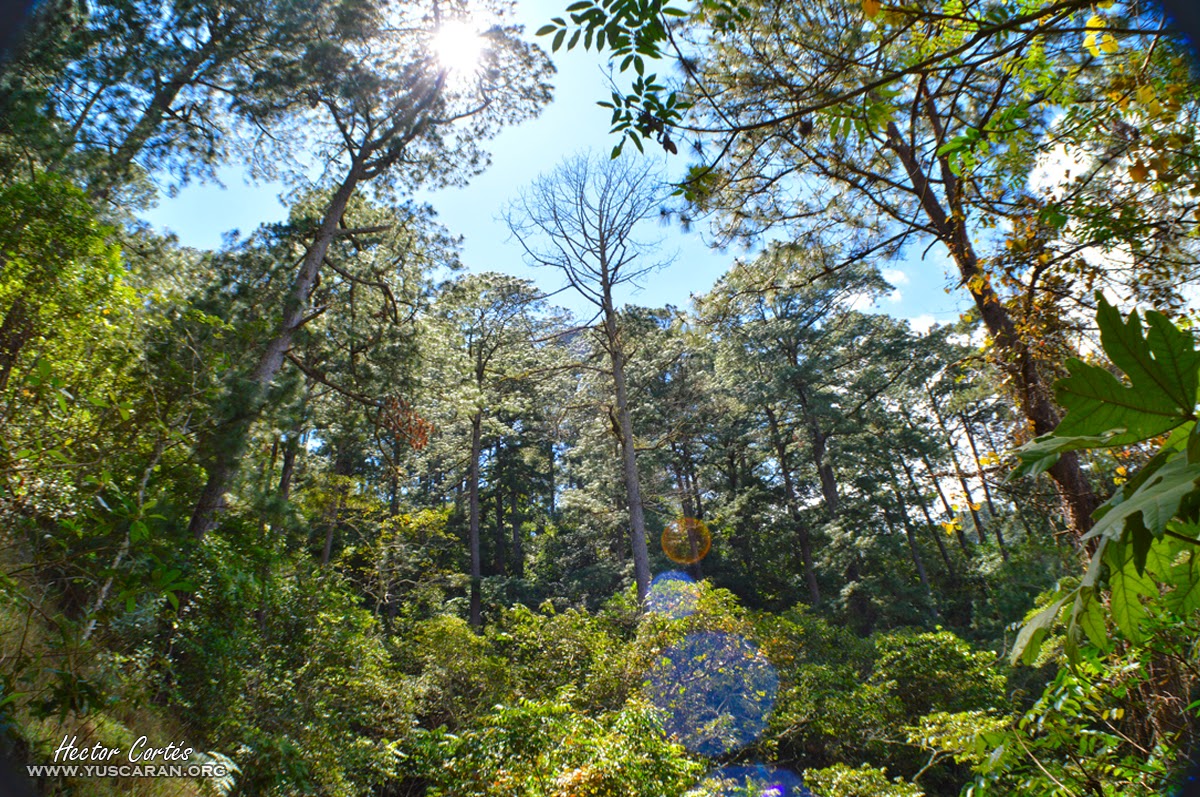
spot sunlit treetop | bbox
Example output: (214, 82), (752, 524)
(231, 0), (555, 196)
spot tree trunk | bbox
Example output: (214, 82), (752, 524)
(886, 482), (934, 597)
(764, 405), (821, 605)
(795, 382), (839, 516)
(493, 442), (506, 575)
(187, 165), (362, 539)
(959, 411), (998, 515)
(917, 447), (973, 557)
(509, 478), (523, 578)
(605, 302), (651, 602)
(0, 296), (33, 393)
(887, 118), (1099, 538)
(279, 434), (298, 501)
(672, 455), (704, 580)
(468, 411), (483, 628)
(924, 395), (991, 550)
(899, 457), (956, 578)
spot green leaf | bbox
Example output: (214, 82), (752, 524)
(1009, 431), (1125, 479)
(1083, 453), (1200, 545)
(1075, 590), (1108, 648)
(936, 134), (973, 157)
(1011, 594), (1070, 665)
(552, 29), (566, 50)
(1102, 298), (1199, 414)
(1054, 296), (1198, 445)
(1142, 533), (1177, 578)
(1130, 521), (1153, 575)
(1188, 423), (1200, 465)
(535, 24), (557, 36)
(1106, 539), (1156, 643)
(1166, 557), (1200, 614)
(1039, 205), (1068, 230)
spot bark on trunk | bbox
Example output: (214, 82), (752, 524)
(605, 302), (651, 602)
(493, 443), (506, 575)
(0, 296), (33, 393)
(764, 405), (821, 605)
(887, 484), (933, 595)
(468, 411), (483, 628)
(279, 435), (298, 501)
(925, 396), (991, 549)
(509, 479), (523, 578)
(959, 411), (998, 516)
(899, 457), (956, 578)
(918, 447), (973, 557)
(795, 383), (839, 516)
(887, 118), (1100, 538)
(187, 166), (362, 539)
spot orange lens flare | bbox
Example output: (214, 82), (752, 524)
(661, 517), (712, 565)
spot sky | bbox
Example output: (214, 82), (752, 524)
(139, 0), (971, 327)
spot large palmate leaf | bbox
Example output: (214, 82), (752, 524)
(1012, 594), (1070, 665)
(1009, 431), (1124, 479)
(1083, 453), (1200, 549)
(1054, 296), (1199, 445)
(1009, 300), (1200, 664)
(1104, 539), (1158, 644)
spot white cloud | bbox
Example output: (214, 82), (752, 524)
(888, 289), (903, 303)
(882, 268), (910, 286)
(907, 314), (937, 334)
(1028, 143), (1094, 201)
(846, 292), (874, 312)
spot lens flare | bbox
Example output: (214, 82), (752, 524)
(692, 765), (811, 796)
(645, 631), (778, 757)
(431, 20), (485, 75)
(662, 517), (711, 565)
(647, 571), (699, 618)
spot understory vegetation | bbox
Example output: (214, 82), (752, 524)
(2, 0), (1200, 795)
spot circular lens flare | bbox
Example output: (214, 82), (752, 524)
(431, 20), (484, 75)
(647, 571), (699, 618)
(695, 765), (811, 796)
(662, 517), (712, 565)
(646, 631), (778, 757)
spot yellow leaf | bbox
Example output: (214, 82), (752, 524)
(1083, 33), (1100, 58)
(1086, 14), (1106, 29)
(863, 0), (881, 16)
(1136, 84), (1155, 104)
(1099, 33), (1118, 53)
(1130, 161), (1149, 182)
(1096, 0), (1114, 7)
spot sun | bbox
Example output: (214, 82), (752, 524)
(431, 20), (485, 76)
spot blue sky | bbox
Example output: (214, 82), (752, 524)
(140, 0), (970, 327)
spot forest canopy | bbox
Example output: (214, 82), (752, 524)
(1, 0), (1200, 796)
